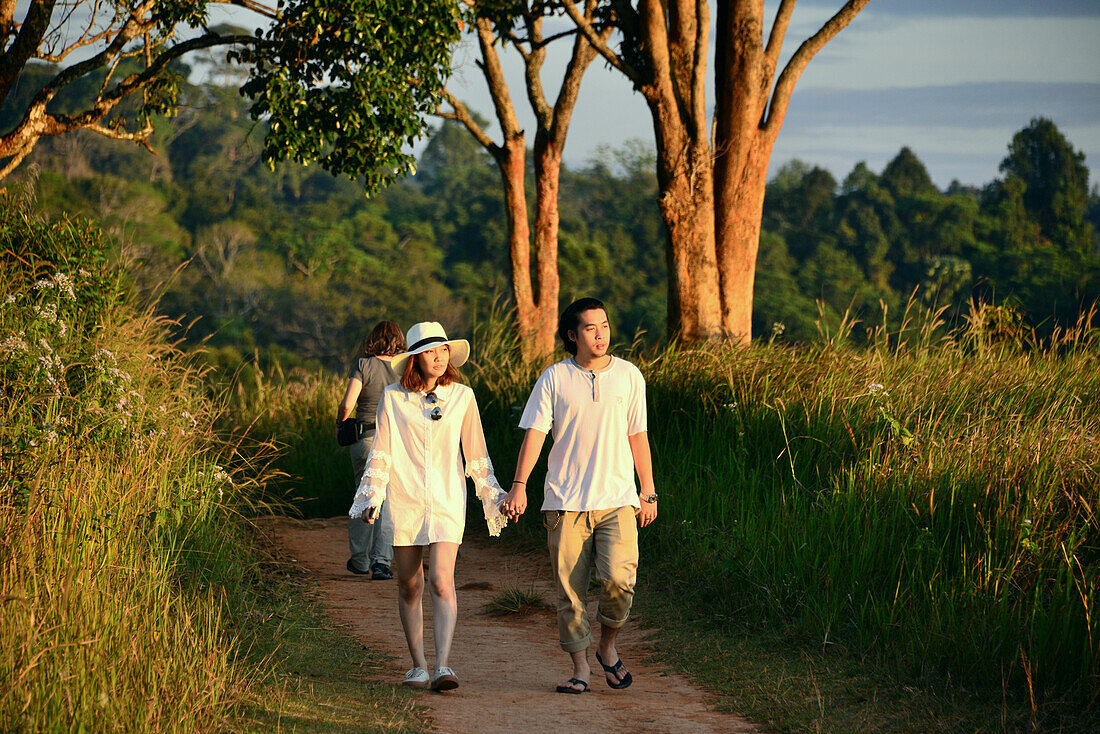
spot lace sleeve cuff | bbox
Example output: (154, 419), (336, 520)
(466, 457), (508, 537)
(348, 450), (391, 518)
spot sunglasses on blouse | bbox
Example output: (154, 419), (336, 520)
(425, 391), (442, 421)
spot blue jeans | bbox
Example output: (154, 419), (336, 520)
(348, 436), (394, 570)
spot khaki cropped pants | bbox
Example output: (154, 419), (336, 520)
(545, 506), (639, 653)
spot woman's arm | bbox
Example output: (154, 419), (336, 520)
(337, 377), (363, 423)
(460, 394), (509, 536)
(348, 390), (392, 522)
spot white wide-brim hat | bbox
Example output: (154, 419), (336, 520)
(391, 322), (470, 376)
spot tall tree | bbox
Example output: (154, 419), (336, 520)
(560, 0), (871, 343)
(999, 117), (1092, 253)
(437, 1), (611, 361)
(1, 0), (461, 191)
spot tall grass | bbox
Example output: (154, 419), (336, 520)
(219, 300), (1098, 724)
(218, 364), (353, 518)
(0, 204), (256, 730)
(640, 305), (1098, 720)
(476, 303), (1099, 722)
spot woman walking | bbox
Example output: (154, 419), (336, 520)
(349, 321), (508, 691)
(338, 321), (405, 580)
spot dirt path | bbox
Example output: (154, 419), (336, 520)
(261, 516), (758, 733)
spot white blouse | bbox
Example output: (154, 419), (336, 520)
(348, 381), (508, 544)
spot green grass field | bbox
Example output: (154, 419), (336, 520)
(239, 304), (1099, 731)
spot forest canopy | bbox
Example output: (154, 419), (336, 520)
(5, 73), (1098, 371)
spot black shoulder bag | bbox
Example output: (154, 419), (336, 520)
(336, 419), (375, 446)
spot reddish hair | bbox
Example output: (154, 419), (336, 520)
(401, 354), (462, 392)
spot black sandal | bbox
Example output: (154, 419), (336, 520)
(555, 677), (589, 694)
(595, 651), (633, 689)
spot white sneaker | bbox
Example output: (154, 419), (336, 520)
(430, 666), (459, 691)
(402, 667), (429, 688)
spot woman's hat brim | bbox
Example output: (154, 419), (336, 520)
(391, 339), (469, 376)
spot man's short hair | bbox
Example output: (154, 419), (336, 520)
(558, 297), (607, 356)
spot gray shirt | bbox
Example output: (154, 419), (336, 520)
(348, 356), (399, 427)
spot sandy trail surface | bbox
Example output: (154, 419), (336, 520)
(261, 516), (758, 733)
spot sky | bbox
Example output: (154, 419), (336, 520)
(196, 1), (1099, 189)
(437, 0), (1100, 189)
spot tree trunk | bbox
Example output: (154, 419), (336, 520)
(715, 146), (770, 343)
(494, 135), (541, 358)
(651, 128), (722, 343)
(531, 134), (562, 361)
(636, 0), (722, 344)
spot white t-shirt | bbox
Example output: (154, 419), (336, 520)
(519, 356), (647, 512)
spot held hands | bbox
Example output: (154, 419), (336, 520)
(499, 482), (527, 522)
(360, 506), (379, 524)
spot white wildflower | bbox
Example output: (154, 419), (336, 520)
(3, 294), (15, 305)
(0, 333), (29, 355)
(41, 302), (58, 323)
(772, 322), (786, 336)
(54, 274), (75, 300)
(867, 383), (886, 395)
(106, 367), (132, 384)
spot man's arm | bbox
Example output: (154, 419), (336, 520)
(628, 431), (657, 528)
(500, 428), (547, 519)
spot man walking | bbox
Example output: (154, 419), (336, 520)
(500, 297), (658, 693)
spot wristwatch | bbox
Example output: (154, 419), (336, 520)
(640, 493), (658, 504)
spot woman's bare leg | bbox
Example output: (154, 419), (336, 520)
(393, 545), (428, 669)
(426, 542), (459, 669)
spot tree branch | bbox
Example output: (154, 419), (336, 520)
(218, 0), (280, 20)
(0, 0), (58, 101)
(690, 0), (708, 144)
(522, 13), (553, 131)
(525, 27), (582, 50)
(503, 29), (532, 63)
(0, 31), (253, 176)
(549, 0), (610, 149)
(765, 0), (871, 133)
(474, 15), (523, 141)
(436, 89), (498, 152)
(763, 0), (796, 81)
(0, 144), (32, 181)
(558, 0), (641, 86)
(0, 0), (19, 44)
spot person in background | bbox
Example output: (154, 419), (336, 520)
(349, 321), (509, 691)
(338, 320), (405, 580)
